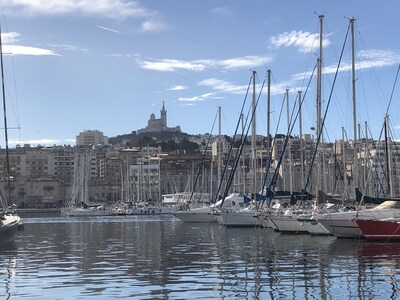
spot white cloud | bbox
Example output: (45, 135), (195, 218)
(9, 138), (60, 146)
(167, 85), (187, 91)
(178, 92), (215, 103)
(220, 56), (272, 69)
(212, 7), (233, 17)
(1, 32), (21, 44)
(141, 59), (207, 72)
(1, 32), (58, 56)
(3, 0), (152, 19)
(140, 55), (272, 72)
(47, 43), (88, 52)
(198, 78), (249, 94)
(139, 19), (167, 32)
(3, 45), (59, 56)
(270, 31), (331, 53)
(291, 49), (400, 81)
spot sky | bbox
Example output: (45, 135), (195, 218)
(0, 0), (400, 147)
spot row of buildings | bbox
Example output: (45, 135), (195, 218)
(0, 103), (398, 209)
(0, 127), (398, 209)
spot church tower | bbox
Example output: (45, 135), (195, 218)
(161, 101), (167, 128)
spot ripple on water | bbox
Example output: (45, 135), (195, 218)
(2, 216), (400, 299)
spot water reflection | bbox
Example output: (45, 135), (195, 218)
(1, 216), (400, 299)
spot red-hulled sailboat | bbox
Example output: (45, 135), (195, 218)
(356, 218), (400, 241)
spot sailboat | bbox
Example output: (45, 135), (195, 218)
(0, 25), (21, 245)
(316, 21), (400, 238)
(356, 217), (400, 241)
(62, 152), (113, 217)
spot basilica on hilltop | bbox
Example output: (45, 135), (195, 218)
(137, 101), (181, 134)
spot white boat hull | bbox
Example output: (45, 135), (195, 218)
(174, 207), (217, 223)
(129, 206), (176, 215)
(317, 208), (400, 238)
(217, 210), (260, 227)
(255, 212), (278, 230)
(62, 207), (114, 217)
(297, 217), (331, 236)
(269, 215), (308, 234)
(0, 214), (21, 245)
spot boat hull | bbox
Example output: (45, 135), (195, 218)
(62, 208), (114, 217)
(174, 207), (217, 223)
(269, 215), (309, 234)
(217, 210), (260, 227)
(129, 206), (176, 215)
(357, 219), (400, 241)
(255, 212), (278, 230)
(317, 208), (400, 238)
(297, 217), (332, 236)
(0, 215), (20, 245)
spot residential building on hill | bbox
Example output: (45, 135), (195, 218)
(76, 129), (108, 147)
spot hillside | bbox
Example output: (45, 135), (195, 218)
(109, 130), (200, 152)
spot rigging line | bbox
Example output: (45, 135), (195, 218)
(363, 123), (386, 197)
(264, 96), (300, 205)
(0, 22), (12, 204)
(302, 20), (351, 201)
(214, 79), (252, 202)
(262, 64), (318, 208)
(384, 64), (400, 118)
(357, 28), (388, 108)
(221, 76), (266, 204)
(188, 108), (218, 206)
(258, 92), (288, 209)
(388, 119), (400, 171)
(222, 76), (266, 201)
(0, 5), (21, 130)
(214, 75), (252, 203)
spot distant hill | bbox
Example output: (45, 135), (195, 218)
(109, 131), (200, 152)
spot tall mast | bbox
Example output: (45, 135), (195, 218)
(350, 17), (358, 197)
(315, 14), (324, 200)
(266, 69), (271, 165)
(0, 24), (12, 203)
(286, 89), (293, 194)
(298, 90), (304, 189)
(342, 127), (347, 198)
(364, 121), (369, 195)
(251, 70), (257, 193)
(217, 106), (221, 193)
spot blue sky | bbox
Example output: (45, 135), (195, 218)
(1, 0), (400, 147)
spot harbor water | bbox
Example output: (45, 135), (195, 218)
(1, 214), (400, 299)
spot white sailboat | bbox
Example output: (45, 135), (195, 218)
(175, 193), (247, 223)
(215, 72), (262, 227)
(0, 25), (21, 245)
(62, 152), (113, 217)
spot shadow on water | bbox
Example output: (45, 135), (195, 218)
(1, 215), (400, 299)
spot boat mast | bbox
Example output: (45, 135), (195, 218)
(251, 70), (257, 194)
(298, 90), (304, 189)
(384, 115), (393, 197)
(0, 24), (12, 203)
(350, 17), (358, 198)
(241, 113), (245, 194)
(285, 89), (293, 195)
(266, 69), (271, 185)
(217, 106), (221, 193)
(315, 14), (323, 201)
(342, 127), (347, 198)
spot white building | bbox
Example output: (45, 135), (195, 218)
(76, 130), (108, 147)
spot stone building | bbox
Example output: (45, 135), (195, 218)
(137, 102), (181, 134)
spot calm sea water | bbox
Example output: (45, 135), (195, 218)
(1, 215), (400, 299)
